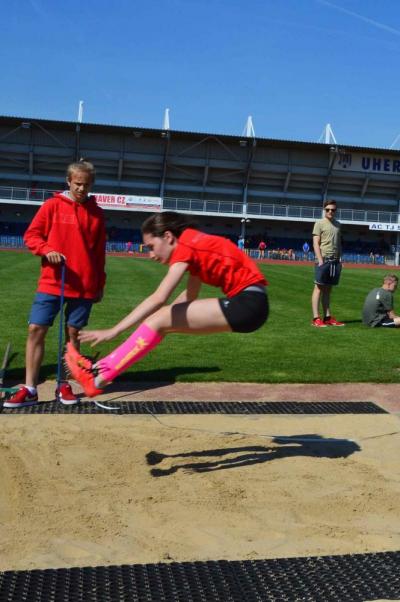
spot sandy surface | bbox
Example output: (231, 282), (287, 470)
(0, 408), (399, 572)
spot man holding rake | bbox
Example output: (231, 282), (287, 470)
(5, 161), (106, 408)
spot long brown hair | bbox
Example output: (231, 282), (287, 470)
(141, 211), (197, 238)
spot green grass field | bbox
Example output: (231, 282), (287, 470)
(1, 250), (399, 384)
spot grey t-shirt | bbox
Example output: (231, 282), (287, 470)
(362, 287), (393, 327)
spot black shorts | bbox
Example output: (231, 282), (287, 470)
(375, 315), (396, 328)
(314, 259), (342, 286)
(218, 287), (269, 333)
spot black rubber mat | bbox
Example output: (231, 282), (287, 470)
(0, 400), (387, 415)
(0, 551), (398, 601)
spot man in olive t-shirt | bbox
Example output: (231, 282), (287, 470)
(311, 199), (344, 327)
(362, 274), (400, 327)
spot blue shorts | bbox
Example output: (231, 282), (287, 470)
(29, 293), (93, 328)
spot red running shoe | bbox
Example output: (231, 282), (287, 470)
(3, 386), (38, 408)
(56, 382), (78, 405)
(311, 317), (327, 328)
(324, 316), (345, 326)
(64, 342), (103, 398)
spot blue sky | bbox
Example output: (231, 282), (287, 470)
(2, 0), (399, 148)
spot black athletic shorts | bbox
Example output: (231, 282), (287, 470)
(375, 315), (396, 328)
(314, 259), (342, 286)
(218, 286), (269, 333)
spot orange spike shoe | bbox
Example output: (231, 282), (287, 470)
(64, 342), (104, 398)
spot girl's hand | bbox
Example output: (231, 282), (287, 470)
(78, 328), (117, 346)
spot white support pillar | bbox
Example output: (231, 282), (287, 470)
(242, 116), (255, 138)
(163, 108), (170, 130)
(75, 101), (84, 160)
(318, 123), (337, 145)
(77, 101), (84, 123)
(390, 133), (400, 149)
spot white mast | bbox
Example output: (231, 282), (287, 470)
(77, 100), (84, 123)
(318, 123), (337, 144)
(242, 115), (255, 138)
(389, 133), (400, 149)
(163, 108), (170, 130)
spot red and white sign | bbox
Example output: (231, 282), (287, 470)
(94, 193), (161, 212)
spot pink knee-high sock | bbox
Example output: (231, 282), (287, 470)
(96, 323), (162, 383)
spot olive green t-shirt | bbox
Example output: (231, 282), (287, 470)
(362, 287), (393, 327)
(312, 218), (342, 258)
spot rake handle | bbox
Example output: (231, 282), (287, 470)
(56, 260), (66, 390)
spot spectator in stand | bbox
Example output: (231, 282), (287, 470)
(311, 199), (344, 328)
(302, 241), (310, 259)
(126, 241), (133, 254)
(4, 161), (106, 409)
(362, 274), (400, 327)
(258, 240), (266, 259)
(237, 236), (245, 251)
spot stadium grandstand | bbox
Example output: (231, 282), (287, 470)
(0, 114), (399, 263)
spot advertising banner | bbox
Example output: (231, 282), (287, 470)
(93, 193), (162, 212)
(369, 223), (400, 231)
(335, 153), (400, 175)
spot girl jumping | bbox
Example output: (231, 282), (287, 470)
(65, 212), (269, 397)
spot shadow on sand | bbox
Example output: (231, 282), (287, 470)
(146, 434), (361, 476)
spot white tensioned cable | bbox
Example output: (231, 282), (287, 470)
(94, 400), (121, 411)
(141, 405), (357, 444)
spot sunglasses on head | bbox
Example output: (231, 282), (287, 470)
(325, 207), (336, 212)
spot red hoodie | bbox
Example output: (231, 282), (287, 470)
(24, 193), (106, 299)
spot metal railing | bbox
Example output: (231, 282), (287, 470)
(163, 197), (245, 216)
(0, 185), (399, 225)
(0, 186), (55, 203)
(163, 196), (399, 224)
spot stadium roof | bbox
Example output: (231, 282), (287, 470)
(1, 114), (399, 156)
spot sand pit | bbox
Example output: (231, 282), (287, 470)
(0, 412), (399, 572)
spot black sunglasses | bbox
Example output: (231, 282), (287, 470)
(325, 207), (336, 212)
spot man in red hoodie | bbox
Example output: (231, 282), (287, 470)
(5, 160), (106, 408)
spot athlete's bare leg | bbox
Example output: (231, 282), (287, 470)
(146, 298), (231, 335)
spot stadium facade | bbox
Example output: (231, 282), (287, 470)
(0, 115), (399, 257)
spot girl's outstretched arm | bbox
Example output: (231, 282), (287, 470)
(79, 262), (189, 346)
